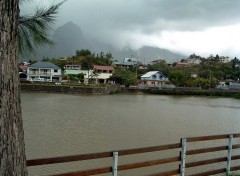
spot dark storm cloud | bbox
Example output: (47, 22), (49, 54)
(21, 0), (240, 56)
(57, 0), (240, 32)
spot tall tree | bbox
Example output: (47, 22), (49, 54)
(0, 0), (65, 175)
(0, 0), (27, 175)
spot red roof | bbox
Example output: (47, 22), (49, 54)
(176, 62), (188, 65)
(93, 65), (114, 71)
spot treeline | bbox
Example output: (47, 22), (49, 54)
(27, 50), (240, 88)
(110, 54), (240, 88)
(28, 49), (113, 70)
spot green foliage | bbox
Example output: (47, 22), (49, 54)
(233, 93), (240, 99)
(38, 47), (240, 87)
(19, 1), (66, 56)
(81, 59), (91, 70)
(200, 59), (237, 80)
(76, 50), (112, 68)
(68, 73), (84, 82)
(76, 49), (91, 56)
(28, 59), (37, 64)
(169, 69), (189, 86)
(109, 68), (136, 87)
(147, 60), (169, 75)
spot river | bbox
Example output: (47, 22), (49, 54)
(21, 93), (240, 175)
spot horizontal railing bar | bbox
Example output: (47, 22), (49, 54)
(187, 145), (227, 155)
(231, 165), (240, 171)
(118, 143), (181, 156)
(51, 166), (112, 176)
(148, 169), (180, 176)
(26, 133), (240, 176)
(186, 144), (240, 156)
(187, 168), (226, 176)
(50, 156), (181, 176)
(185, 157), (226, 168)
(233, 144), (240, 149)
(231, 155), (240, 160)
(27, 143), (181, 166)
(118, 156), (180, 171)
(27, 152), (112, 166)
(186, 133), (240, 142)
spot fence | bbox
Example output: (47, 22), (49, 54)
(27, 133), (240, 176)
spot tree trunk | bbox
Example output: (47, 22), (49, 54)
(0, 0), (28, 175)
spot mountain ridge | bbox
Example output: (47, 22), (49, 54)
(34, 21), (186, 63)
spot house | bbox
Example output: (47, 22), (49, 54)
(138, 71), (168, 89)
(112, 60), (134, 69)
(64, 64), (81, 70)
(112, 58), (142, 69)
(176, 59), (201, 67)
(64, 65), (114, 84)
(148, 59), (165, 65)
(27, 62), (62, 82)
(176, 62), (188, 67)
(186, 58), (201, 64)
(64, 69), (93, 84)
(92, 65), (114, 84)
(219, 56), (230, 63)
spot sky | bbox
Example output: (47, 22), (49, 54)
(22, 0), (240, 58)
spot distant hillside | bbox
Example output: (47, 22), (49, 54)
(36, 21), (90, 58)
(33, 21), (186, 62)
(111, 46), (185, 63)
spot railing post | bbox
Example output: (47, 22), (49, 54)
(227, 134), (233, 175)
(180, 138), (187, 176)
(112, 151), (118, 176)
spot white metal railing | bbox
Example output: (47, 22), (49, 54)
(28, 72), (51, 75)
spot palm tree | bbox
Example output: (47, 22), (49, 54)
(18, 0), (66, 56)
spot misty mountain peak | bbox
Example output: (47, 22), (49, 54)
(34, 22), (186, 61)
(57, 21), (82, 33)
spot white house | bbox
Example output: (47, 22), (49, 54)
(138, 71), (169, 89)
(219, 56), (230, 63)
(27, 62), (62, 82)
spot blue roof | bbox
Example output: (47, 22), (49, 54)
(141, 71), (159, 78)
(141, 71), (167, 78)
(29, 62), (60, 69)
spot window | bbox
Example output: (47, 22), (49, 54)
(43, 69), (48, 74)
(54, 69), (58, 73)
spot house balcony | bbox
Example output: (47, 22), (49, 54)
(28, 72), (52, 75)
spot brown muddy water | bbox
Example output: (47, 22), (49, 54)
(21, 93), (240, 175)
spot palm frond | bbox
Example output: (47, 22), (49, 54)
(18, 1), (66, 56)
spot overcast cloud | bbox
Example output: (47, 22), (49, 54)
(22, 0), (240, 58)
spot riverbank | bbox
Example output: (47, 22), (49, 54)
(20, 83), (120, 95)
(20, 83), (240, 98)
(121, 87), (240, 99)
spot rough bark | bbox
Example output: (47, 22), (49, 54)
(0, 0), (28, 175)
